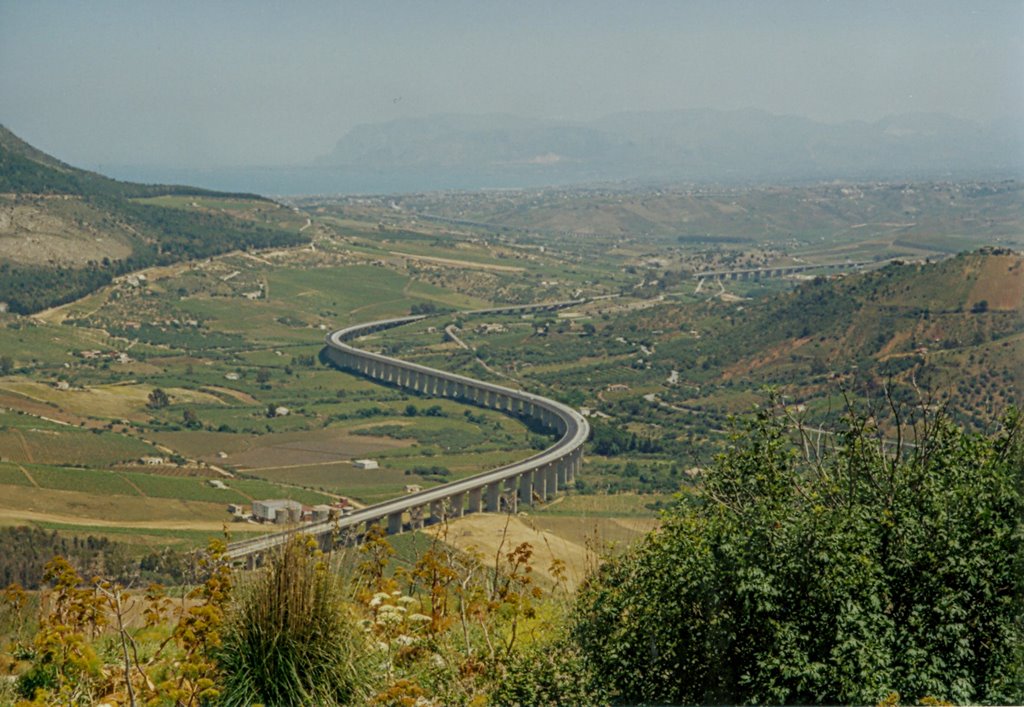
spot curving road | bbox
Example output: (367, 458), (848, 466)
(226, 301), (589, 562)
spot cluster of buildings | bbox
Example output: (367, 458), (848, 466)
(228, 498), (353, 525)
(74, 349), (132, 365)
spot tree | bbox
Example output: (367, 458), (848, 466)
(147, 388), (169, 409)
(182, 409), (201, 429)
(255, 368), (271, 385)
(0, 355), (12, 375)
(572, 403), (1024, 705)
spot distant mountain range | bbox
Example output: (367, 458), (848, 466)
(97, 109), (1023, 195)
(317, 109), (1023, 186)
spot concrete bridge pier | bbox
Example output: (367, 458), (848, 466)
(450, 493), (465, 517)
(388, 511), (403, 535)
(410, 506), (425, 530)
(430, 499), (445, 523)
(468, 487), (483, 513)
(519, 473), (533, 506)
(546, 464), (559, 496)
(503, 478), (518, 513)
(533, 467), (548, 500)
(485, 482), (501, 512)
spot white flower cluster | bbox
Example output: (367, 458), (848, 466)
(365, 590), (431, 645)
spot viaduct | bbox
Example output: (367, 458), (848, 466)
(226, 300), (590, 563)
(695, 261), (868, 281)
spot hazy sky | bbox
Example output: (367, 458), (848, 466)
(2, 0), (1022, 168)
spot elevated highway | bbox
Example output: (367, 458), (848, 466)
(226, 301), (589, 563)
(695, 261), (869, 281)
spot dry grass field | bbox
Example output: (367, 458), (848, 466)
(0, 379), (223, 419)
(429, 508), (659, 591)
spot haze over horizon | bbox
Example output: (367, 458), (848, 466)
(2, 0), (1022, 177)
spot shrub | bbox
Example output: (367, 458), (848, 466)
(490, 638), (607, 707)
(572, 404), (1024, 705)
(216, 536), (373, 706)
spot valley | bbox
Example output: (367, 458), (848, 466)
(0, 128), (1020, 577)
(0, 119), (1020, 706)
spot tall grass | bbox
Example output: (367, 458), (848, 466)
(216, 536), (373, 706)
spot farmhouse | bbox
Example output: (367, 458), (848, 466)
(353, 459), (379, 470)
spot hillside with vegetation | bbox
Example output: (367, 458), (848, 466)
(0, 404), (1019, 706)
(0, 125), (309, 314)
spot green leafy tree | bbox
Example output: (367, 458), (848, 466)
(572, 403), (1024, 705)
(182, 408), (201, 429)
(147, 387), (169, 409)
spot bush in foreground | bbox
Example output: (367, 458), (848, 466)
(216, 536), (372, 707)
(572, 405), (1024, 705)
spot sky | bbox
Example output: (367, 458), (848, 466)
(2, 0), (1022, 169)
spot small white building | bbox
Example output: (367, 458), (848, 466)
(140, 456), (165, 465)
(207, 479), (228, 490)
(353, 459), (379, 470)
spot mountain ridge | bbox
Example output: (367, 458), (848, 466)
(319, 108), (1024, 185)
